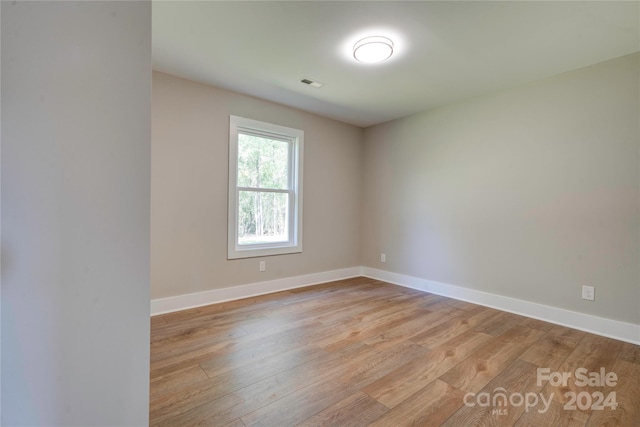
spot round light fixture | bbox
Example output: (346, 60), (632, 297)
(353, 36), (394, 63)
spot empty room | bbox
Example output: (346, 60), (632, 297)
(2, 1), (639, 426)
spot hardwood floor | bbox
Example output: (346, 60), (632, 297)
(149, 277), (640, 426)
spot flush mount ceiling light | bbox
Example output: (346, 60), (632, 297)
(353, 36), (394, 63)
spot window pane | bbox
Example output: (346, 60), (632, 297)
(238, 191), (289, 245)
(237, 133), (289, 189)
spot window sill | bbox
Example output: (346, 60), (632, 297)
(228, 244), (302, 260)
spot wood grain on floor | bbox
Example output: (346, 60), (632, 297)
(150, 277), (640, 426)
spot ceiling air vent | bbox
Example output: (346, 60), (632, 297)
(300, 77), (323, 88)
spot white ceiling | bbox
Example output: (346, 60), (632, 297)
(153, 1), (640, 128)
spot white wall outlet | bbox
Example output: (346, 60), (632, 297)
(381, 253), (386, 263)
(582, 285), (595, 301)
(259, 261), (266, 272)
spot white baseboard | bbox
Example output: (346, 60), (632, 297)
(150, 265), (639, 345)
(362, 267), (640, 345)
(150, 267), (362, 316)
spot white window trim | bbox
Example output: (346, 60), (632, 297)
(228, 115), (303, 259)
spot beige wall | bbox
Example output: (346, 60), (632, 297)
(153, 54), (639, 326)
(362, 53), (640, 325)
(152, 72), (363, 299)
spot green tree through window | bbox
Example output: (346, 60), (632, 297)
(237, 133), (289, 244)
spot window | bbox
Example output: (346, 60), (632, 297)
(228, 115), (303, 259)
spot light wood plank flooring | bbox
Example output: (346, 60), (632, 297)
(150, 277), (640, 426)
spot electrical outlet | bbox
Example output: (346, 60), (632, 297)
(582, 285), (595, 301)
(381, 253), (386, 263)
(259, 261), (266, 272)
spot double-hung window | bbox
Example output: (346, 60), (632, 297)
(228, 115), (303, 259)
